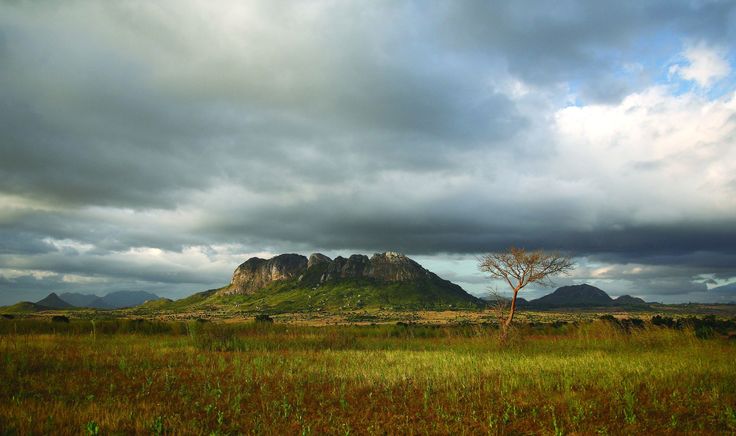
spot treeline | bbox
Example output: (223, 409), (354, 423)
(597, 314), (736, 338)
(1, 314), (735, 338)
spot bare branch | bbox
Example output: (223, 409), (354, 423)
(478, 247), (574, 340)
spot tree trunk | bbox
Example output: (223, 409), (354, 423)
(500, 288), (520, 341)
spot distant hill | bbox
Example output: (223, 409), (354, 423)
(136, 298), (174, 310)
(36, 293), (74, 309)
(99, 291), (159, 309)
(613, 294), (648, 306)
(31, 291), (161, 310)
(524, 284), (650, 309)
(59, 292), (100, 307)
(529, 284), (613, 308)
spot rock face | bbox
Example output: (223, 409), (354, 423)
(366, 252), (429, 282)
(307, 253), (332, 269)
(323, 254), (370, 281)
(224, 251), (436, 295)
(226, 253), (308, 295)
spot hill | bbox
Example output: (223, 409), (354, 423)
(57, 291), (160, 309)
(523, 284), (650, 309)
(1, 301), (49, 313)
(528, 284), (612, 308)
(99, 291), (159, 308)
(613, 294), (648, 306)
(135, 298), (174, 310)
(153, 252), (482, 312)
(58, 293), (110, 308)
(36, 293), (74, 309)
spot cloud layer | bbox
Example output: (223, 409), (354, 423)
(1, 1), (735, 304)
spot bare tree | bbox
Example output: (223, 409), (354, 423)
(485, 289), (510, 330)
(479, 247), (574, 339)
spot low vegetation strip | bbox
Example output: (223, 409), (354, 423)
(1, 319), (735, 434)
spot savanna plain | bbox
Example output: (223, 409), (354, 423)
(1, 314), (736, 435)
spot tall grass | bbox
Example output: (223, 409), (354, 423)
(1, 318), (735, 434)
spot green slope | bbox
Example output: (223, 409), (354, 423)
(1, 301), (49, 313)
(128, 287), (226, 313)
(135, 298), (174, 310)
(191, 273), (483, 313)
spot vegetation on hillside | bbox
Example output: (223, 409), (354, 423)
(117, 276), (484, 315)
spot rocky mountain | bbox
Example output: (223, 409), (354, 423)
(216, 252), (482, 310)
(35, 293), (74, 309)
(226, 254), (308, 295)
(225, 252), (437, 295)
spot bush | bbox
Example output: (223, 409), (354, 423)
(695, 325), (715, 340)
(254, 314), (274, 323)
(51, 315), (70, 323)
(651, 315), (676, 328)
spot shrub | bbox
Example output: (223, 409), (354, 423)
(254, 314), (274, 323)
(651, 315), (676, 328)
(695, 325), (715, 340)
(51, 315), (70, 323)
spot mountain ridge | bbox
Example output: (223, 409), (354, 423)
(224, 252), (439, 296)
(31, 291), (161, 310)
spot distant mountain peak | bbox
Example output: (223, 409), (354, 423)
(36, 293), (74, 309)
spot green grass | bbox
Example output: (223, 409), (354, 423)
(1, 318), (735, 434)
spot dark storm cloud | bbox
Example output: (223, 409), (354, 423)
(0, 251), (217, 285)
(0, 231), (56, 255)
(0, 3), (526, 210)
(0, 1), (735, 304)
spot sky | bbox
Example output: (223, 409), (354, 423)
(1, 1), (736, 305)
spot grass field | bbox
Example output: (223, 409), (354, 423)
(1, 318), (736, 435)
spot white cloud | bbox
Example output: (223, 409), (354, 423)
(553, 86), (736, 224)
(669, 42), (730, 87)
